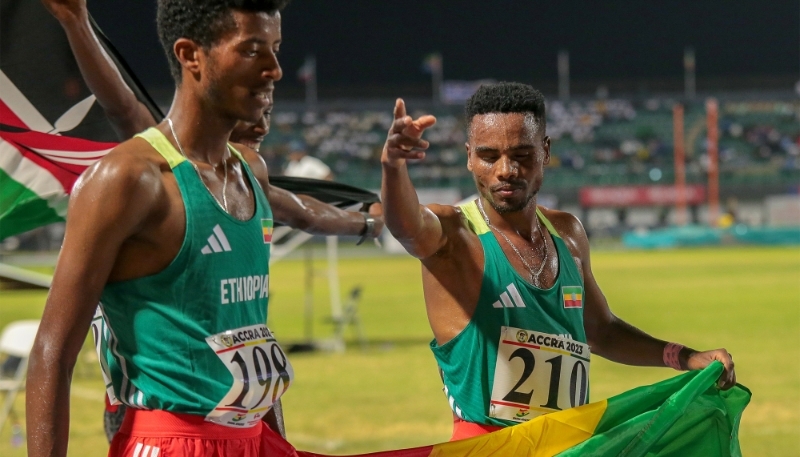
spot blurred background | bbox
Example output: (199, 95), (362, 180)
(1, 0), (799, 455)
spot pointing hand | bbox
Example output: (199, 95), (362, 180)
(381, 98), (437, 168)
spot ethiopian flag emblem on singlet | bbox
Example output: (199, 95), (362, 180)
(262, 218), (273, 244)
(563, 286), (583, 308)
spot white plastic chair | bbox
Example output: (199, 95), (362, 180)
(0, 320), (40, 432)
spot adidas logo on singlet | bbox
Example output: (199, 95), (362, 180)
(132, 443), (160, 457)
(492, 283), (527, 308)
(201, 224), (232, 255)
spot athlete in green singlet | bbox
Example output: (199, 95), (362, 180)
(27, 1), (383, 456)
(380, 82), (736, 440)
(40, 0), (277, 442)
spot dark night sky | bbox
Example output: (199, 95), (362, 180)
(89, 0), (799, 94)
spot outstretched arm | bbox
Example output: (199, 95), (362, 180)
(268, 184), (383, 237)
(42, 0), (156, 139)
(380, 99), (443, 259)
(238, 147), (384, 238)
(559, 213), (736, 389)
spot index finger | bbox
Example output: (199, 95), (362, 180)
(412, 115), (437, 131)
(393, 98), (407, 120)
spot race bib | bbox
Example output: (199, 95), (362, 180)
(205, 324), (294, 427)
(489, 327), (590, 423)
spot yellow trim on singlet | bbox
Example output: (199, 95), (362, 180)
(135, 127), (244, 170)
(537, 207), (562, 239)
(460, 199), (562, 239)
(460, 200), (491, 235)
(135, 128), (185, 168)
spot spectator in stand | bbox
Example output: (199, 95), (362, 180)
(284, 140), (334, 180)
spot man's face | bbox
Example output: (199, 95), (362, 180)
(202, 10), (282, 124)
(230, 110), (271, 150)
(466, 112), (550, 213)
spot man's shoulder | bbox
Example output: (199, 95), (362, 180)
(538, 206), (589, 254)
(106, 135), (165, 163)
(232, 144), (269, 183)
(428, 203), (480, 243)
(75, 137), (167, 199)
(539, 207), (587, 238)
(427, 203), (463, 222)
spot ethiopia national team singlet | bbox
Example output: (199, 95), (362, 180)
(431, 200), (589, 428)
(93, 127), (293, 428)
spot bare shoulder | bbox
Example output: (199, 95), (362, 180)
(428, 203), (469, 236)
(233, 144), (269, 183)
(428, 203), (462, 223)
(538, 206), (589, 257)
(425, 203), (479, 256)
(71, 137), (167, 214)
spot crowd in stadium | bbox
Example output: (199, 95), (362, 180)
(261, 100), (800, 190)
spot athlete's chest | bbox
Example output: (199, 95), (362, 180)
(108, 170), (265, 282)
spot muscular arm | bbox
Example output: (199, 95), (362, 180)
(574, 220), (669, 367)
(239, 147), (383, 237)
(554, 211), (736, 388)
(26, 149), (162, 456)
(42, 0), (156, 139)
(380, 99), (444, 259)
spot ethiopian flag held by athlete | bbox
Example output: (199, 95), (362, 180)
(262, 362), (749, 457)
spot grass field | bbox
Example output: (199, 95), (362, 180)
(1, 245), (798, 455)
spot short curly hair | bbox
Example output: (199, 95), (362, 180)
(465, 82), (546, 132)
(157, 0), (290, 83)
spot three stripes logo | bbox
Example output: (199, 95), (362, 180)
(492, 283), (527, 308)
(131, 443), (160, 457)
(201, 224), (232, 255)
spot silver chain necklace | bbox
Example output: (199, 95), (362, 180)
(477, 197), (549, 287)
(167, 118), (229, 212)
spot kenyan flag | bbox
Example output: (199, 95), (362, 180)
(0, 6), (158, 241)
(0, 73), (116, 240)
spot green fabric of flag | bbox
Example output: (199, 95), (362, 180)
(557, 361), (750, 457)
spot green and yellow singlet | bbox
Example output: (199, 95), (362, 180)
(432, 200), (589, 427)
(92, 127), (292, 428)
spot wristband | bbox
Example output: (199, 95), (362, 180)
(663, 342), (685, 371)
(356, 213), (375, 246)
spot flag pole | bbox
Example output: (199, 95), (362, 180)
(673, 103), (687, 226)
(706, 98), (719, 227)
(558, 50), (570, 101)
(306, 55), (317, 109)
(432, 54), (442, 105)
(684, 47), (696, 100)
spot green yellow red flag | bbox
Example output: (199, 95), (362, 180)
(264, 362), (748, 457)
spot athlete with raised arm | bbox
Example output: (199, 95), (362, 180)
(41, 0), (278, 443)
(28, 1), (381, 455)
(380, 82), (735, 441)
(41, 0), (271, 149)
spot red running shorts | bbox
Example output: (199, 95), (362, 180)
(108, 408), (299, 457)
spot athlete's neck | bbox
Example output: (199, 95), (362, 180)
(163, 90), (237, 165)
(482, 196), (540, 239)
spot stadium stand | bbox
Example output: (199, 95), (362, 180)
(260, 99), (800, 200)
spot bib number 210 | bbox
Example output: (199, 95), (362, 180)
(489, 327), (590, 423)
